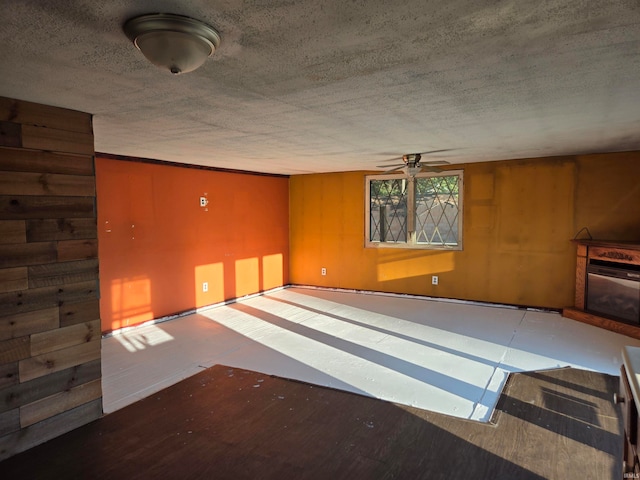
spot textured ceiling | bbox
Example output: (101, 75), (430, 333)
(1, 1), (640, 174)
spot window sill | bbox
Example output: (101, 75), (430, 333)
(365, 242), (462, 251)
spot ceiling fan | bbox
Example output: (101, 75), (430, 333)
(376, 150), (452, 176)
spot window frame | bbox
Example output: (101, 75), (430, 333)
(364, 170), (464, 251)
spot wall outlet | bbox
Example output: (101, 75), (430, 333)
(202, 282), (208, 292)
(321, 268), (326, 276)
(200, 196), (208, 207)
(432, 275), (439, 285)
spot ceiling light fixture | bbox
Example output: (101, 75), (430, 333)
(123, 13), (221, 75)
(407, 166), (422, 177)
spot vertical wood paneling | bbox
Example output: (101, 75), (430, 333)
(0, 96), (100, 461)
(574, 244), (588, 309)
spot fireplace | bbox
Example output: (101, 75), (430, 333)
(563, 240), (640, 339)
(586, 260), (640, 324)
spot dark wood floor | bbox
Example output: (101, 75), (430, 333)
(0, 364), (623, 479)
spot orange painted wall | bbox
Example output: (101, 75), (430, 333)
(96, 157), (289, 333)
(289, 152), (640, 309)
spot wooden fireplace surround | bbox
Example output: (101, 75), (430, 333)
(563, 240), (640, 340)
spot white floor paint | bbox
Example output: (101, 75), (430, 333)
(101, 286), (640, 422)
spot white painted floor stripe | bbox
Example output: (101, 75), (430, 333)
(102, 286), (640, 421)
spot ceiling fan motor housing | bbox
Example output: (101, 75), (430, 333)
(403, 153), (421, 167)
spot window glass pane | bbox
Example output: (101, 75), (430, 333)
(369, 178), (408, 242)
(415, 175), (459, 246)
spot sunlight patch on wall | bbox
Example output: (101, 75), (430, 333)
(377, 251), (455, 282)
(235, 257), (259, 297)
(262, 253), (283, 290)
(195, 262), (224, 306)
(110, 276), (154, 329)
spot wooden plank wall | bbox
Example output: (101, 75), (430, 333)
(0, 96), (102, 461)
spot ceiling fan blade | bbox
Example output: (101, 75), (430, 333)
(377, 149), (455, 164)
(377, 156), (404, 164)
(383, 165), (405, 174)
(420, 160), (450, 166)
(418, 149), (453, 156)
(376, 163), (404, 168)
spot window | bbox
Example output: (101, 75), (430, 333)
(365, 171), (463, 250)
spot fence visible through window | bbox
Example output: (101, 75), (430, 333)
(415, 175), (459, 246)
(369, 178), (408, 242)
(366, 172), (462, 249)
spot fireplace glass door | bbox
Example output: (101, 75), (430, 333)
(586, 265), (640, 324)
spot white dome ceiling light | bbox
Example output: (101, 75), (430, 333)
(124, 13), (221, 75)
